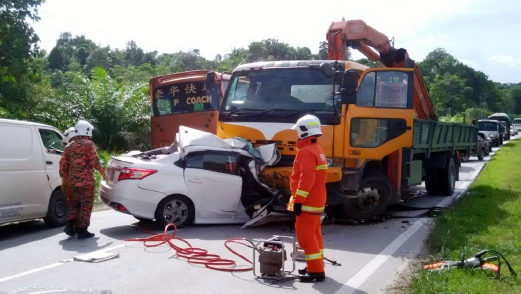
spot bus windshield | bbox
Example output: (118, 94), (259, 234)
(220, 68), (340, 124)
(152, 80), (218, 116)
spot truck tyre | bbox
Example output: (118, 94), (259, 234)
(425, 168), (440, 195)
(477, 148), (485, 161)
(342, 170), (392, 219)
(437, 157), (456, 196)
(43, 190), (68, 228)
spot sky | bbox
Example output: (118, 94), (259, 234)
(31, 0), (521, 84)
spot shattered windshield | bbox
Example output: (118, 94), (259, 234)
(220, 68), (340, 124)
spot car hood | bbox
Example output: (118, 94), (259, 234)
(177, 125), (280, 166)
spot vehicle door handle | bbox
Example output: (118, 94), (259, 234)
(46, 161), (53, 165)
(188, 178), (202, 183)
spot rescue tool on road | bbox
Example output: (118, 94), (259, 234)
(424, 249), (516, 279)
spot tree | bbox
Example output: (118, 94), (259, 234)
(32, 68), (151, 150)
(292, 47), (313, 60)
(48, 46), (65, 71)
(0, 0), (44, 114)
(429, 73), (472, 115)
(317, 41), (328, 60)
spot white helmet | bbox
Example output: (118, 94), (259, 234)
(62, 127), (76, 144)
(291, 114), (322, 139)
(74, 120), (94, 137)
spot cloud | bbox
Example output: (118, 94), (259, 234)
(488, 56), (519, 68)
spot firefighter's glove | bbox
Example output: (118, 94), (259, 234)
(293, 203), (302, 216)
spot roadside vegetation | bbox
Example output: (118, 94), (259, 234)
(404, 139), (521, 293)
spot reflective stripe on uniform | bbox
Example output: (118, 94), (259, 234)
(305, 252), (323, 261)
(316, 164), (328, 170)
(296, 189), (309, 197)
(302, 205), (324, 214)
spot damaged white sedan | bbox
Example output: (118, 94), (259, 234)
(99, 126), (289, 228)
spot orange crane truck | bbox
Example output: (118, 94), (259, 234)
(206, 19), (478, 219)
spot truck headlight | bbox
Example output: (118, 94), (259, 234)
(326, 157), (345, 167)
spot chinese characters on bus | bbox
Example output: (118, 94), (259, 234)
(153, 81), (217, 116)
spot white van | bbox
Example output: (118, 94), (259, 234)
(0, 118), (67, 227)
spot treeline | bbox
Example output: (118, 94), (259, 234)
(2, 1), (521, 152)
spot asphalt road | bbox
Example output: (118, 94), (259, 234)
(0, 140), (505, 294)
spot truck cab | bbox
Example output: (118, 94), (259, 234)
(477, 119), (501, 146)
(488, 113), (511, 140)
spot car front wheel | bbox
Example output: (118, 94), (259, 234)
(155, 195), (194, 229)
(43, 190), (68, 227)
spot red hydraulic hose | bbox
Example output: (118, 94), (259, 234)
(125, 223), (254, 272)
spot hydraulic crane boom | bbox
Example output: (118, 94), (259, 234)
(327, 19), (437, 120)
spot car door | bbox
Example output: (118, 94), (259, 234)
(183, 151), (243, 219)
(38, 128), (64, 190)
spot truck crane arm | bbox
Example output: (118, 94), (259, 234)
(327, 19), (436, 120)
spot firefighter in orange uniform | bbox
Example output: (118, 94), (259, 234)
(60, 120), (108, 239)
(287, 114), (327, 282)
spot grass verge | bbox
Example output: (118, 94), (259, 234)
(402, 139), (521, 293)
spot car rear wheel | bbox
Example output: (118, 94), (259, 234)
(477, 148), (485, 160)
(43, 190), (68, 228)
(155, 195), (194, 229)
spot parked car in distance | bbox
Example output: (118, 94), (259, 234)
(510, 125), (518, 136)
(479, 132), (491, 154)
(513, 118), (521, 133)
(99, 126), (286, 229)
(477, 119), (502, 147)
(461, 132), (489, 162)
(0, 119), (67, 227)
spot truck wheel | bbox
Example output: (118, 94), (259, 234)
(425, 168), (440, 195)
(477, 148), (485, 160)
(437, 157), (456, 196)
(343, 170), (392, 219)
(43, 190), (68, 228)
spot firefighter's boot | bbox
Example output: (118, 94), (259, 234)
(298, 267), (307, 275)
(63, 220), (76, 237)
(298, 272), (326, 282)
(77, 227), (95, 239)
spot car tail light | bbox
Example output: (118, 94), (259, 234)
(118, 167), (157, 181)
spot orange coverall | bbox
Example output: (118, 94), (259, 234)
(287, 136), (328, 273)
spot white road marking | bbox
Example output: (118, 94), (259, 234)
(334, 218), (428, 294)
(335, 162), (485, 293)
(0, 243), (127, 283)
